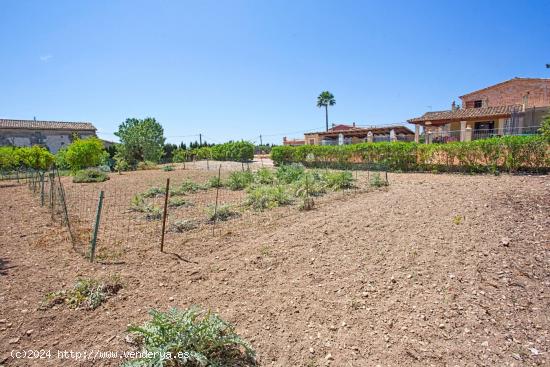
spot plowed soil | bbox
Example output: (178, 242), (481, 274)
(1, 166), (549, 366)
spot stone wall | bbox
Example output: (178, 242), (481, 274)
(461, 79), (550, 108)
(0, 129), (96, 153)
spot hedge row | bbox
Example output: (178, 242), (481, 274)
(0, 146), (55, 171)
(271, 136), (550, 173)
(174, 141), (254, 163)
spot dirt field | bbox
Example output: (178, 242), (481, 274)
(1, 166), (549, 366)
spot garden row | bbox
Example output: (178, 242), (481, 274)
(271, 136), (550, 173)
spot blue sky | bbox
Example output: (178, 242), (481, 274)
(1, 0), (549, 145)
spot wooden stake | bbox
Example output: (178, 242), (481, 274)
(160, 178), (170, 252)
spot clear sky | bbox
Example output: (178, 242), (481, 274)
(1, 0), (549, 145)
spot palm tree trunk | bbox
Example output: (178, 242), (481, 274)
(325, 105), (329, 132)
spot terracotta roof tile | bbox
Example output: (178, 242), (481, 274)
(0, 119), (96, 131)
(408, 105), (521, 124)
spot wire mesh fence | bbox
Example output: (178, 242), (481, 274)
(2, 162), (388, 263)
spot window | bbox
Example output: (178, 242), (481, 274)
(474, 100), (483, 108)
(309, 139), (315, 145)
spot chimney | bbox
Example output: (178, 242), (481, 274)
(451, 101), (456, 111)
(522, 92), (529, 111)
(352, 122), (356, 127)
(283, 136), (287, 142)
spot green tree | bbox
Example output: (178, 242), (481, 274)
(62, 137), (108, 172)
(114, 117), (165, 165)
(317, 91), (336, 132)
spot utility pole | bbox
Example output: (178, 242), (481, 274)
(259, 134), (263, 146)
(199, 133), (202, 146)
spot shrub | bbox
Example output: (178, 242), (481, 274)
(192, 141), (254, 162)
(171, 180), (207, 195)
(207, 176), (224, 188)
(291, 171), (326, 197)
(369, 172), (388, 188)
(270, 136), (550, 173)
(73, 168), (109, 183)
(227, 171), (254, 190)
(124, 307), (255, 367)
(168, 197), (192, 208)
(170, 219), (198, 232)
(172, 148), (190, 163)
(137, 161), (157, 170)
(114, 155), (130, 172)
(142, 186), (165, 198)
(323, 171), (354, 190)
(145, 205), (162, 221)
(253, 167), (274, 185)
(163, 165), (175, 171)
(0, 146), (55, 171)
(207, 204), (238, 221)
(130, 194), (147, 212)
(42, 277), (122, 310)
(275, 164), (305, 184)
(63, 137), (109, 172)
(245, 185), (292, 211)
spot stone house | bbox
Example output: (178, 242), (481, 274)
(0, 119), (97, 153)
(408, 78), (550, 143)
(302, 123), (414, 145)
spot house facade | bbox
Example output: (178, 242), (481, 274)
(302, 123), (414, 145)
(0, 119), (97, 153)
(408, 78), (550, 143)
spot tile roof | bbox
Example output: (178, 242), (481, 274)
(0, 119), (96, 131)
(306, 125), (414, 136)
(408, 105), (521, 124)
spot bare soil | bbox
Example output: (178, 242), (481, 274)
(1, 166), (549, 366)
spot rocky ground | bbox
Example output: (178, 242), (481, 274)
(0, 167), (549, 366)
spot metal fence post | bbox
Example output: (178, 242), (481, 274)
(89, 190), (104, 263)
(212, 165), (222, 236)
(160, 178), (170, 252)
(40, 172), (45, 206)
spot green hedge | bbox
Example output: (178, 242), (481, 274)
(0, 146), (55, 172)
(271, 136), (550, 173)
(189, 141), (254, 162)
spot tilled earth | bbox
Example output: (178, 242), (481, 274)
(0, 168), (549, 366)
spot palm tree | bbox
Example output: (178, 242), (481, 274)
(317, 91), (336, 132)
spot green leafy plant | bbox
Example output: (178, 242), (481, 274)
(207, 204), (238, 221)
(123, 307), (255, 367)
(163, 165), (175, 171)
(190, 141), (254, 162)
(253, 167), (274, 185)
(275, 164), (305, 184)
(323, 171), (354, 190)
(227, 171), (254, 190)
(115, 117), (166, 165)
(0, 146), (54, 171)
(62, 137), (109, 172)
(42, 277), (122, 310)
(453, 215), (463, 225)
(245, 185), (292, 211)
(145, 205), (162, 221)
(72, 168), (109, 183)
(369, 172), (388, 188)
(142, 186), (165, 198)
(207, 176), (224, 188)
(270, 136), (550, 174)
(291, 171), (326, 197)
(171, 180), (207, 195)
(168, 197), (192, 208)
